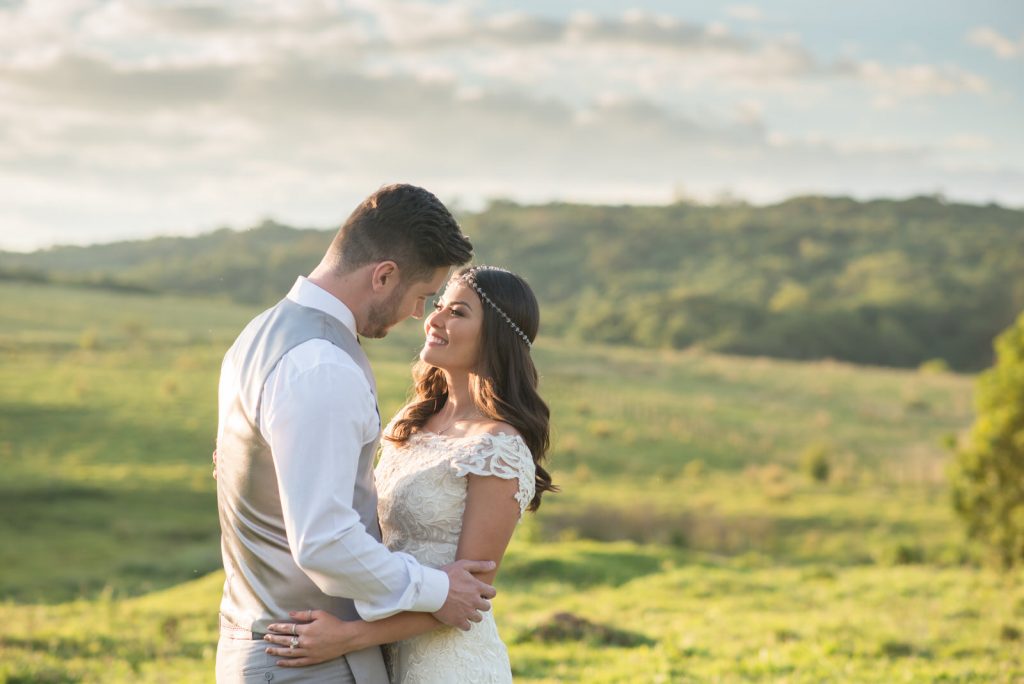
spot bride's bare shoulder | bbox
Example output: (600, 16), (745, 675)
(465, 420), (521, 439)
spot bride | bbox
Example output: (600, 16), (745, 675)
(262, 265), (556, 682)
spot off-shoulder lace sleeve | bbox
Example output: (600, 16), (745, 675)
(451, 433), (536, 516)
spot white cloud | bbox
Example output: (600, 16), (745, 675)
(943, 134), (993, 152)
(726, 5), (763, 22)
(0, 0), (1019, 249)
(856, 61), (989, 100)
(345, 7), (990, 110)
(967, 26), (1023, 59)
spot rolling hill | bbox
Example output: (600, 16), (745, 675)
(3, 195), (1022, 370)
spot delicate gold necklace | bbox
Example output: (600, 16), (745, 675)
(436, 407), (484, 435)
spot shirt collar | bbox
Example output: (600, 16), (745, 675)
(286, 276), (358, 337)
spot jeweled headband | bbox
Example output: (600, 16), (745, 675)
(456, 266), (533, 348)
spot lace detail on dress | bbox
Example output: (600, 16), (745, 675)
(375, 430), (534, 683)
(449, 433), (536, 515)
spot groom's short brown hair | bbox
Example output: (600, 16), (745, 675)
(328, 184), (472, 282)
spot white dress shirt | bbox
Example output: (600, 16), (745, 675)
(246, 276), (449, 620)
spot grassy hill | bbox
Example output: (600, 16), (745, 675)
(2, 280), (1021, 681)
(4, 544), (1021, 683)
(3, 195), (1023, 370)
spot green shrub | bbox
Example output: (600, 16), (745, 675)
(950, 311), (1024, 567)
(800, 443), (831, 483)
(885, 542), (925, 565)
(879, 640), (916, 658)
(683, 459), (705, 479)
(918, 358), (951, 374)
(79, 327), (99, 351)
(1001, 624), (1022, 641)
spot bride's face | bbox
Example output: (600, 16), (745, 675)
(420, 281), (483, 371)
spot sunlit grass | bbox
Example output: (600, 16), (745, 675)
(0, 281), (1017, 682)
(1, 542), (1021, 682)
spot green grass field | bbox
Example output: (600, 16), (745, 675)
(1, 281), (1021, 682)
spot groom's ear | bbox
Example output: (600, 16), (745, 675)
(370, 260), (400, 293)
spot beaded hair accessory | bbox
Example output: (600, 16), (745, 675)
(456, 266), (533, 348)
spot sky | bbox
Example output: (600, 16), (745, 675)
(0, 0), (1022, 251)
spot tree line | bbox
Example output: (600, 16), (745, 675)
(3, 195), (1022, 371)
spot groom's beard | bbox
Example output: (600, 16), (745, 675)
(363, 286), (406, 339)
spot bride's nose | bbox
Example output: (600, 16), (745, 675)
(425, 308), (444, 329)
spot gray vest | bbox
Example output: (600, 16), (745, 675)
(216, 298), (387, 682)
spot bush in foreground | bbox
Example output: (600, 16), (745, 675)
(951, 311), (1024, 567)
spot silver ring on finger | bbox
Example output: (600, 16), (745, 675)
(291, 622), (297, 636)
(290, 636), (299, 649)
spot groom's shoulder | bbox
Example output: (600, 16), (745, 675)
(233, 305), (277, 342)
(278, 339), (368, 388)
(224, 307), (275, 358)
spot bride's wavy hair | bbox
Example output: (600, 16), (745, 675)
(384, 267), (556, 511)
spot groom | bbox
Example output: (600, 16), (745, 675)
(215, 184), (497, 683)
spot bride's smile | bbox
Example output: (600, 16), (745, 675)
(420, 282), (483, 371)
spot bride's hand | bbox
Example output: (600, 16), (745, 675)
(264, 610), (364, 668)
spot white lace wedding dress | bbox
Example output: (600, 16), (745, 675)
(375, 430), (536, 684)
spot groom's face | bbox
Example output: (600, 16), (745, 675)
(363, 266), (450, 338)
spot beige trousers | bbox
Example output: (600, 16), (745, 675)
(216, 635), (359, 684)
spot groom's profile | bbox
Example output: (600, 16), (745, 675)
(215, 184), (497, 683)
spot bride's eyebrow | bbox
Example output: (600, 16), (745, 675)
(448, 299), (473, 310)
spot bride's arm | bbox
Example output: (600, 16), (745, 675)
(453, 472), (522, 585)
(265, 474), (522, 667)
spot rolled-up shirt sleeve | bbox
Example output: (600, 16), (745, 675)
(262, 344), (449, 620)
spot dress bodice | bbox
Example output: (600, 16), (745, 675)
(375, 430), (535, 683)
(376, 431), (536, 570)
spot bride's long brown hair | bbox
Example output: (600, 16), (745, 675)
(384, 267), (556, 511)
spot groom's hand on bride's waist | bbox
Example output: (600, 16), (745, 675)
(432, 559), (497, 631)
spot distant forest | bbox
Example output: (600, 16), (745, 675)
(3, 195), (1022, 371)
